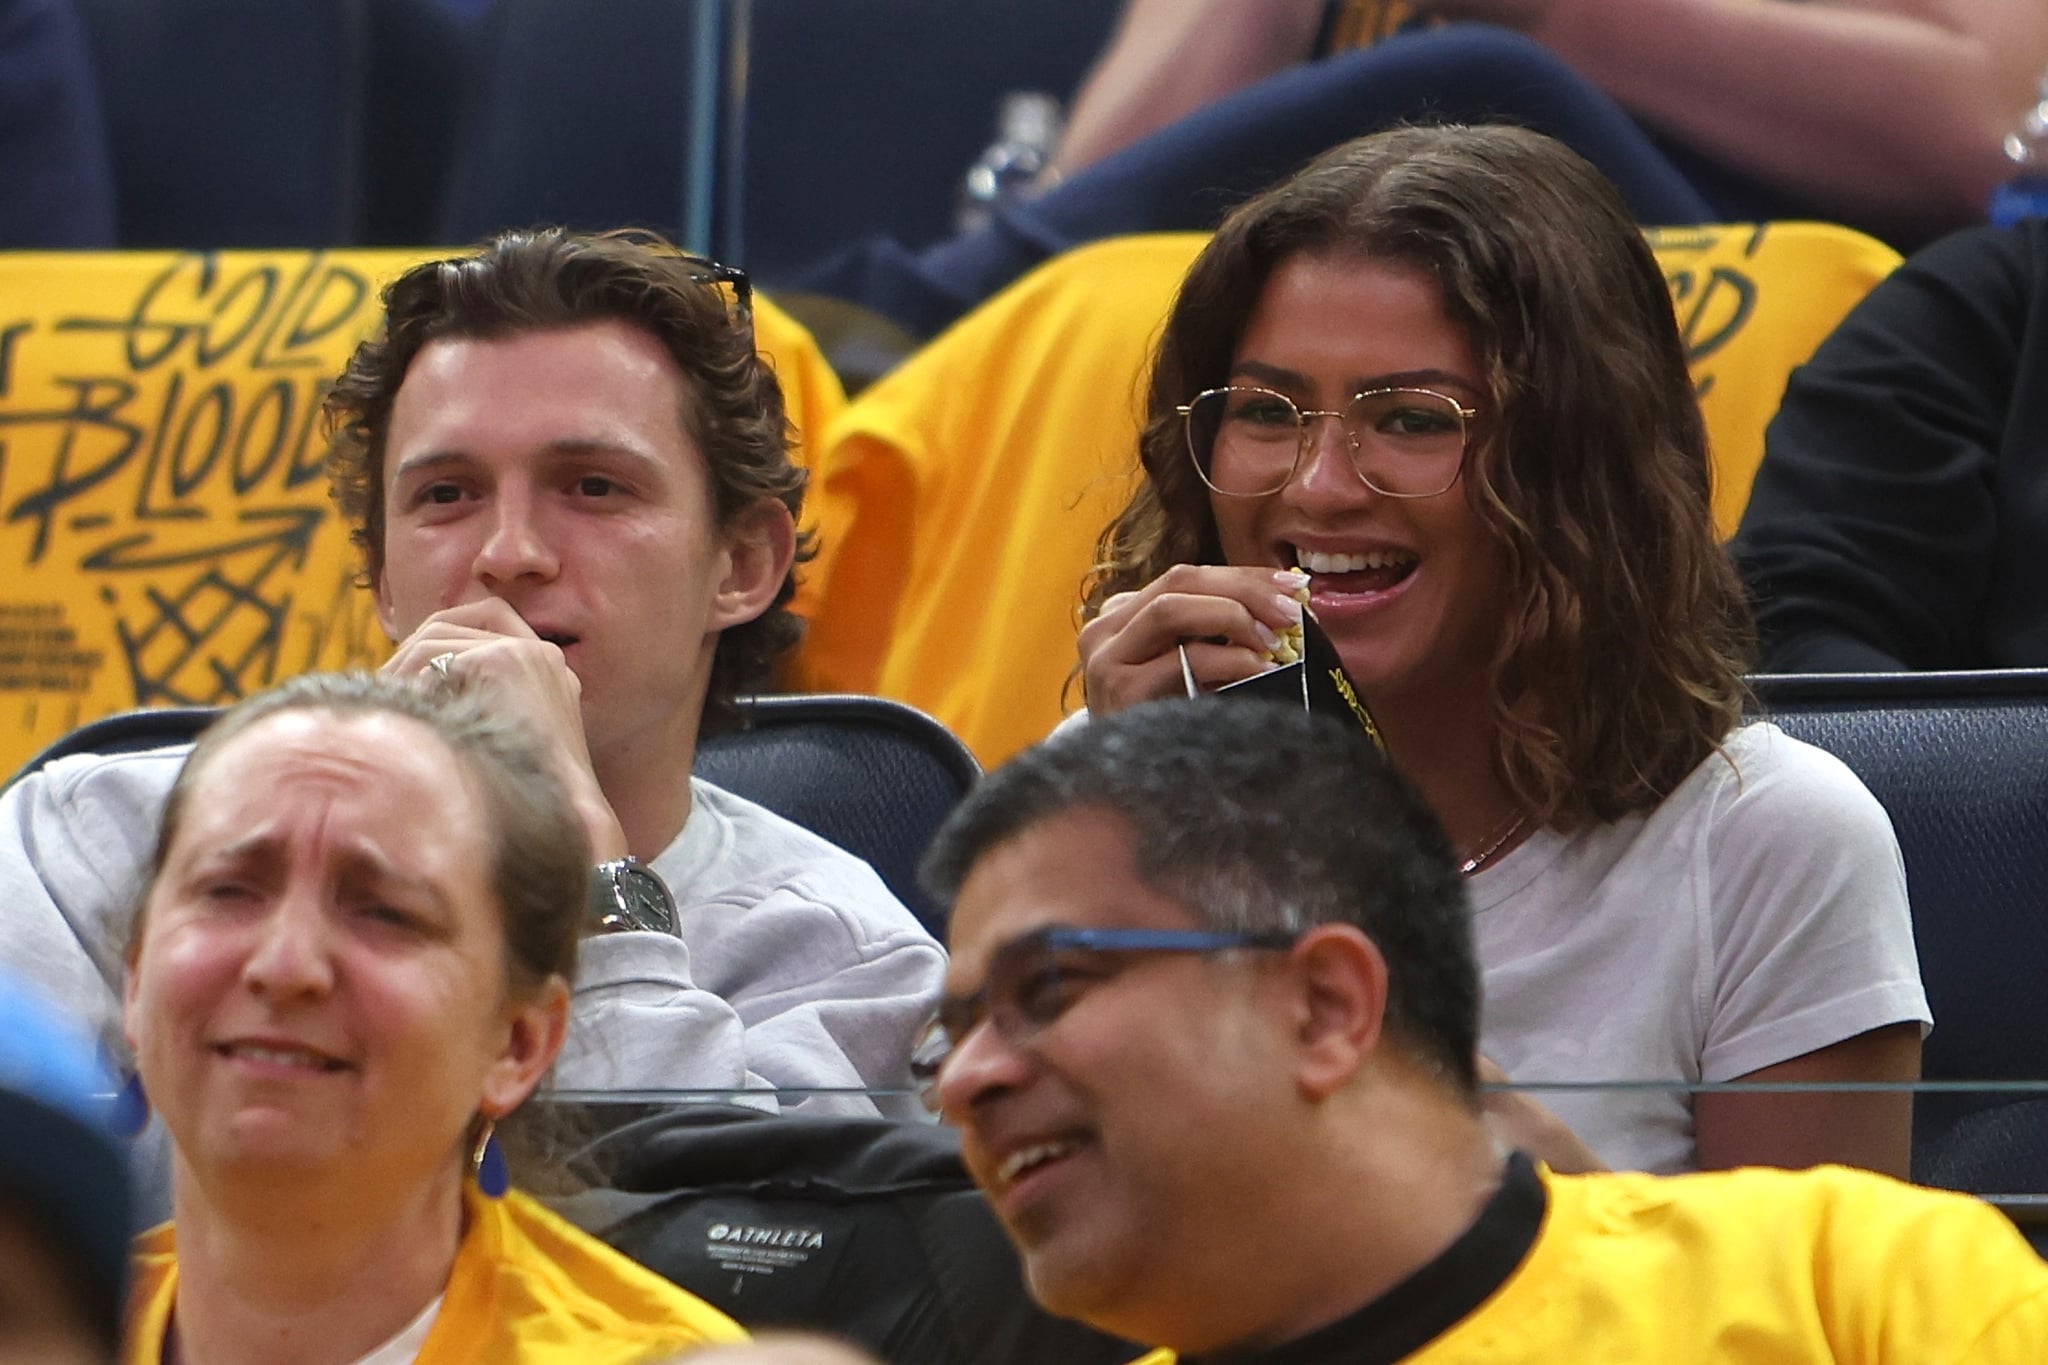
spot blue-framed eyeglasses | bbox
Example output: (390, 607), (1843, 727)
(911, 925), (1298, 1109)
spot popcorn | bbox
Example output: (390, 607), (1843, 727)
(1265, 579), (1312, 665)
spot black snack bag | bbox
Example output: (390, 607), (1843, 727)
(1211, 608), (1385, 750)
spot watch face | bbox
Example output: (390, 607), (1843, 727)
(615, 864), (678, 936)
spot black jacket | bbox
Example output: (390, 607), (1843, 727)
(1736, 220), (2048, 672)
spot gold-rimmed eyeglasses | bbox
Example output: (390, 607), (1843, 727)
(1178, 385), (1477, 499)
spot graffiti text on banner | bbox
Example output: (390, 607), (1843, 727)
(1648, 223), (1901, 537)
(0, 250), (424, 773)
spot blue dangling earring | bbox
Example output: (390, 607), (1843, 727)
(111, 1072), (150, 1139)
(470, 1118), (508, 1199)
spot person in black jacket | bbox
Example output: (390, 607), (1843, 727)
(1735, 221), (2048, 673)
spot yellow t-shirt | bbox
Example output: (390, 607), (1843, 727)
(1323, 0), (1422, 51)
(123, 1188), (748, 1364)
(1135, 1164), (2048, 1363)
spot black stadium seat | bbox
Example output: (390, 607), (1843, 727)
(10, 692), (977, 938)
(693, 693), (979, 937)
(739, 0), (1118, 281)
(1755, 670), (2048, 1197)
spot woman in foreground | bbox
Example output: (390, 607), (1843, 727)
(1077, 124), (1927, 1175)
(117, 671), (747, 1363)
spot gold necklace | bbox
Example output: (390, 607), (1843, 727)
(1458, 811), (1529, 877)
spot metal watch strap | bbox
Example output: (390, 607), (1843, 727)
(588, 857), (679, 935)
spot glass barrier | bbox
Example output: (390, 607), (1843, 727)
(534, 1081), (2048, 1238)
(100, 1082), (2048, 1251)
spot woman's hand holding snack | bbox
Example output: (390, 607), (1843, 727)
(1078, 563), (1312, 715)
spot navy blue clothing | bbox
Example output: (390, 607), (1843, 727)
(1736, 222), (2048, 673)
(0, 0), (115, 247)
(792, 25), (1810, 339)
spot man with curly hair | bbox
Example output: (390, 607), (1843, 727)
(0, 229), (943, 1120)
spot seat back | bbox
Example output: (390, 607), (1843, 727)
(1646, 222), (1901, 532)
(694, 694), (979, 936)
(6, 707), (217, 787)
(435, 0), (1117, 279)
(360, 0), (476, 247)
(1754, 670), (2048, 1191)
(794, 225), (1901, 766)
(8, 694), (975, 938)
(788, 234), (1192, 765)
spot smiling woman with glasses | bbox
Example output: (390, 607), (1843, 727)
(1069, 124), (1927, 1181)
(1181, 385), (1477, 499)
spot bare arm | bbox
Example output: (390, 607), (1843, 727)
(1421, 0), (2048, 239)
(1477, 1056), (1609, 1173)
(1693, 1022), (1921, 1176)
(1486, 1023), (1919, 1175)
(1048, 0), (1327, 180)
(1077, 563), (1312, 715)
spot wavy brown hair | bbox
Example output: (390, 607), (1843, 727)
(1085, 125), (1754, 830)
(326, 227), (813, 736)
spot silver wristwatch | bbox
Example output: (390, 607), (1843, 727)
(588, 857), (679, 935)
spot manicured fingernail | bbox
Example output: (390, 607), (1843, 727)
(1271, 594), (1303, 623)
(1254, 621), (1284, 652)
(1273, 569), (1309, 589)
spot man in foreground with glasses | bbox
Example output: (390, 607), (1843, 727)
(918, 698), (2048, 1362)
(0, 228), (943, 1115)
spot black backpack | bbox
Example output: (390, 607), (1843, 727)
(570, 1105), (1145, 1365)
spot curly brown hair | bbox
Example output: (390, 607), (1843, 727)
(1085, 125), (1754, 831)
(326, 227), (813, 735)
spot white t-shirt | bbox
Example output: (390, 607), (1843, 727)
(1471, 721), (1929, 1173)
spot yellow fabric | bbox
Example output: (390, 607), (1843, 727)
(784, 234), (1189, 730)
(1324, 1), (1423, 50)
(1647, 222), (1901, 533)
(1133, 1164), (2048, 1363)
(792, 225), (1899, 767)
(0, 248), (838, 776)
(121, 1187), (747, 1363)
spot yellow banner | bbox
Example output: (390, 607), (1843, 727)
(1647, 222), (1900, 534)
(0, 250), (423, 773)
